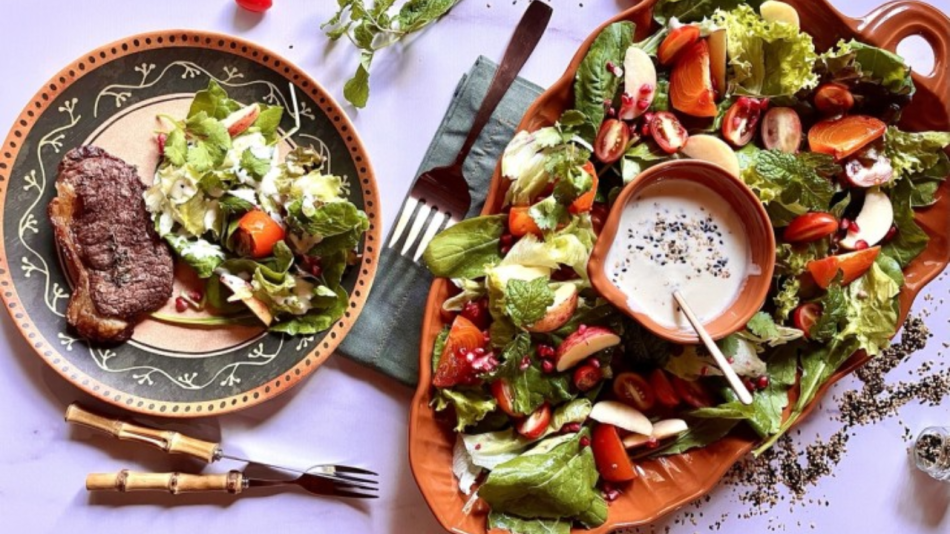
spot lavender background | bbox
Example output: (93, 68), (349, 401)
(0, 1), (947, 532)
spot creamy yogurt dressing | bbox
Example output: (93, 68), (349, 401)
(606, 179), (752, 330)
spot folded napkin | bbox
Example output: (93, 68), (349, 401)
(338, 56), (543, 386)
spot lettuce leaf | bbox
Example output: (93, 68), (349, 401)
(817, 39), (914, 96)
(741, 150), (839, 225)
(713, 5), (818, 97)
(884, 127), (950, 183)
(487, 513), (570, 534)
(479, 429), (606, 527)
(268, 286), (348, 335)
(883, 177), (931, 268)
(165, 235), (225, 278)
(432, 387), (498, 432)
(653, 0), (762, 25)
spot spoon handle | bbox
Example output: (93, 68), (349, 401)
(672, 291), (753, 405)
(452, 1), (552, 168)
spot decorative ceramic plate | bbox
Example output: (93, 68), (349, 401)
(409, 0), (950, 531)
(0, 31), (381, 417)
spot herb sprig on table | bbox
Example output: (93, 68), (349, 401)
(322, 0), (463, 108)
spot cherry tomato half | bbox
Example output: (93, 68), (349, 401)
(648, 369), (681, 409)
(236, 0), (273, 13)
(613, 372), (656, 412)
(793, 302), (822, 339)
(650, 112), (688, 154)
(671, 376), (714, 409)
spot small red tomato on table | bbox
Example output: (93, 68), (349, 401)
(236, 0), (272, 13)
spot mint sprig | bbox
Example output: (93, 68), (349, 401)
(322, 0), (462, 108)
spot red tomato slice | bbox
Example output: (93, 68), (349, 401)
(569, 162), (598, 214)
(594, 119), (630, 164)
(783, 212), (839, 243)
(508, 206), (543, 238)
(592, 424), (637, 482)
(516, 403), (552, 439)
(612, 372), (656, 412)
(793, 303), (823, 339)
(651, 112), (689, 153)
(491, 379), (517, 417)
(649, 369), (681, 409)
(671, 376), (714, 408)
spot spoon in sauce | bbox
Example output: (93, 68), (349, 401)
(672, 290), (753, 405)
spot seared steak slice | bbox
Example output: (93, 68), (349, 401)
(48, 146), (174, 342)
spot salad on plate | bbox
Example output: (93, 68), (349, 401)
(146, 80), (369, 334)
(420, 1), (950, 532)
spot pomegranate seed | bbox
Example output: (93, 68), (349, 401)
(737, 96), (753, 109)
(646, 437), (659, 449)
(542, 360), (555, 373)
(840, 218), (851, 232)
(700, 366), (709, 377)
(639, 83), (653, 95)
(628, 123), (639, 137)
(589, 357), (601, 369)
(606, 61), (615, 71)
(850, 220), (861, 233)
(604, 489), (620, 502)
(606, 107), (616, 118)
(757, 375), (770, 389)
(457, 347), (469, 357)
(641, 112), (655, 136)
(562, 422), (581, 434)
(188, 290), (203, 302)
(885, 225), (898, 241)
(854, 240), (870, 250)
(520, 356), (531, 371)
(475, 443), (482, 450)
(483, 331), (491, 343)
(578, 324), (588, 334)
(636, 99), (650, 111)
(157, 133), (167, 154)
(500, 233), (513, 247)
(579, 436), (591, 448)
(465, 352), (476, 362)
(474, 347), (485, 356)
(174, 297), (188, 313)
(742, 378), (755, 392)
(500, 245), (511, 255)
(727, 357), (735, 364)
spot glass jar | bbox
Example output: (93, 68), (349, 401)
(913, 426), (950, 481)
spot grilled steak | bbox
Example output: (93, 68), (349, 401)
(48, 146), (174, 343)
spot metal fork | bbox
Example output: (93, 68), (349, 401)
(388, 0), (553, 261)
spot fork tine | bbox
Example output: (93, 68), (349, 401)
(388, 197), (418, 248)
(413, 211), (447, 262)
(330, 465), (378, 476)
(325, 472), (378, 485)
(331, 489), (379, 499)
(401, 203), (432, 256)
(332, 481), (379, 492)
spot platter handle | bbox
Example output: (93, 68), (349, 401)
(86, 470), (244, 494)
(65, 403), (220, 463)
(855, 1), (950, 107)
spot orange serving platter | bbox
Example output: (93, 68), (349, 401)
(409, 0), (950, 531)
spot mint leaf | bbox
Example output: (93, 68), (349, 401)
(746, 311), (780, 339)
(423, 215), (506, 279)
(753, 150), (839, 211)
(810, 284), (847, 342)
(505, 278), (555, 328)
(492, 334), (574, 416)
(185, 113), (231, 172)
(240, 149), (272, 180)
(343, 52), (372, 109)
(716, 334), (740, 358)
(397, 0), (459, 31)
(163, 127), (187, 167)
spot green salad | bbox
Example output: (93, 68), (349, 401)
(145, 81), (368, 334)
(420, 1), (950, 532)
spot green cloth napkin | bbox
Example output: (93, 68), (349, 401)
(337, 56), (543, 386)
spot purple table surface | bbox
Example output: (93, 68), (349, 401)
(0, 1), (948, 533)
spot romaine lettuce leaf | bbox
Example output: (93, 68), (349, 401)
(502, 128), (564, 206)
(487, 512), (570, 534)
(479, 429), (606, 527)
(817, 39), (914, 96)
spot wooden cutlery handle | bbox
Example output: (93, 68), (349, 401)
(86, 470), (244, 494)
(65, 403), (220, 463)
